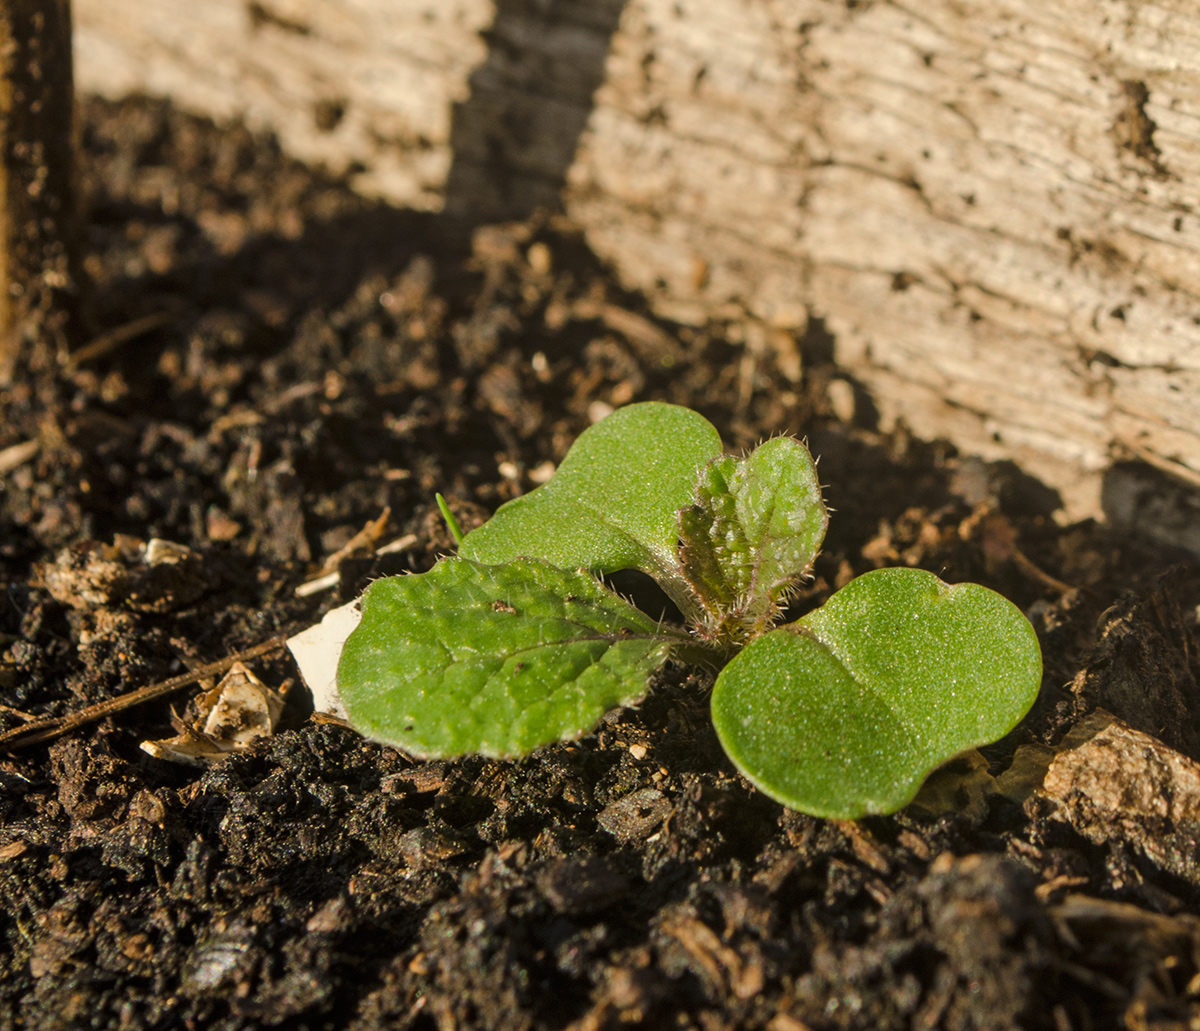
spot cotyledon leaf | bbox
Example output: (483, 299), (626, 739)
(337, 557), (686, 759)
(710, 568), (1042, 818)
(459, 402), (722, 609)
(678, 436), (827, 644)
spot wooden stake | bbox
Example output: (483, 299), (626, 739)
(0, 0), (76, 384)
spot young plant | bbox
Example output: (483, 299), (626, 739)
(337, 403), (1042, 818)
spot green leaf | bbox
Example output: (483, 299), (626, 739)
(710, 568), (1042, 818)
(337, 556), (681, 759)
(678, 437), (826, 643)
(459, 403), (722, 598)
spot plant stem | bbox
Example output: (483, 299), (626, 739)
(436, 493), (465, 546)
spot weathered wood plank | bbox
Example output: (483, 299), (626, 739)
(570, 0), (1200, 521)
(74, 0), (1200, 539)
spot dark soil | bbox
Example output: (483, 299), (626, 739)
(3, 96), (1200, 1031)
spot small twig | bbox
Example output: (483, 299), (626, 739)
(295, 532), (418, 598)
(1115, 439), (1200, 490)
(294, 570), (342, 598)
(569, 299), (685, 365)
(1009, 546), (1075, 595)
(0, 635), (289, 751)
(317, 507), (392, 576)
(63, 311), (176, 370)
(0, 439), (39, 476)
(309, 712), (354, 729)
(967, 507), (1075, 595)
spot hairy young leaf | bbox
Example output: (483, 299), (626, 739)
(459, 403), (722, 606)
(711, 568), (1042, 818)
(679, 436), (826, 643)
(337, 557), (681, 759)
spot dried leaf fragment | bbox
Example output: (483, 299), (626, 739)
(141, 662), (285, 765)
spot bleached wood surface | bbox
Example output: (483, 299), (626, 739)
(74, 0), (493, 206)
(75, 0), (1200, 541)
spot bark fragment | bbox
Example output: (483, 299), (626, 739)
(1038, 716), (1200, 885)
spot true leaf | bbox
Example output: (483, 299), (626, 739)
(678, 436), (826, 643)
(337, 557), (682, 759)
(710, 567), (1042, 818)
(459, 403), (722, 605)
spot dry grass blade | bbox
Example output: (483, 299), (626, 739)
(63, 311), (175, 370)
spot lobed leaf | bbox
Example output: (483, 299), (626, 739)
(710, 568), (1042, 818)
(337, 557), (681, 759)
(459, 403), (722, 606)
(678, 436), (826, 643)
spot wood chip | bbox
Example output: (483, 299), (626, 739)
(907, 749), (996, 823)
(597, 788), (671, 843)
(0, 439), (39, 476)
(1038, 715), (1200, 884)
(0, 841), (28, 861)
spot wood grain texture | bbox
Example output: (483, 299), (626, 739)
(74, 0), (1200, 536)
(570, 0), (1200, 521)
(75, 0), (492, 207)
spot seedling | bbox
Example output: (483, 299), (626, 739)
(338, 403), (1042, 818)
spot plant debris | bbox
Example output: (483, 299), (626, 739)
(1036, 713), (1200, 884)
(140, 661), (286, 765)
